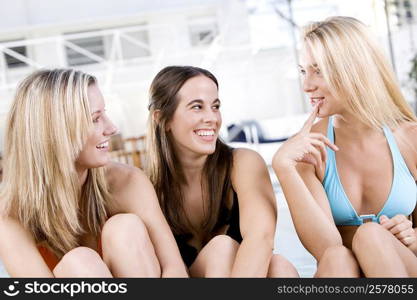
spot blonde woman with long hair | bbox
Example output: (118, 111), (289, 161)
(273, 16), (417, 277)
(0, 69), (187, 277)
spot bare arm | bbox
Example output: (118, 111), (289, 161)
(407, 123), (417, 256)
(109, 165), (188, 277)
(230, 149), (276, 277)
(272, 105), (342, 261)
(275, 163), (342, 260)
(0, 216), (53, 277)
(413, 208), (417, 255)
(393, 123), (417, 255)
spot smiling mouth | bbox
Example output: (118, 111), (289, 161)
(194, 129), (217, 142)
(96, 141), (109, 150)
(310, 97), (325, 106)
(194, 129), (215, 137)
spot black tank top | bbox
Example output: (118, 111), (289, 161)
(174, 190), (242, 267)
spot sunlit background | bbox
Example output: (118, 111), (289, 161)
(0, 0), (416, 277)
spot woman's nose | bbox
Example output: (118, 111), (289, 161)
(302, 76), (317, 93)
(104, 117), (118, 136)
(202, 109), (219, 124)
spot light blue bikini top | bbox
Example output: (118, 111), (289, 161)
(323, 117), (417, 226)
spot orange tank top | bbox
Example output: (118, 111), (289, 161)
(37, 238), (103, 271)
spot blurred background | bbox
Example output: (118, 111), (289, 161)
(0, 0), (416, 277)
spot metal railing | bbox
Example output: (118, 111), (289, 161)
(0, 19), (226, 92)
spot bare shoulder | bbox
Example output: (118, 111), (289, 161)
(0, 214), (35, 247)
(232, 148), (267, 169)
(394, 121), (417, 170)
(231, 148), (271, 188)
(392, 121), (417, 154)
(105, 162), (149, 192)
(310, 117), (329, 135)
(105, 162), (157, 214)
(230, 147), (274, 203)
(394, 121), (417, 139)
(0, 214), (19, 231)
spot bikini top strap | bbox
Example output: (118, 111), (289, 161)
(382, 126), (398, 155)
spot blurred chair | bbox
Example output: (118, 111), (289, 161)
(226, 114), (310, 145)
(109, 134), (146, 169)
(226, 120), (288, 144)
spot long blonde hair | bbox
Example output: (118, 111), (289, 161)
(0, 69), (111, 258)
(302, 16), (416, 128)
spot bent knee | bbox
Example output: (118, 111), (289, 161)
(355, 222), (385, 237)
(208, 235), (239, 250)
(60, 247), (102, 264)
(269, 254), (299, 278)
(270, 254), (293, 268)
(54, 247), (104, 273)
(205, 235), (239, 257)
(320, 245), (352, 262)
(102, 213), (148, 243)
(352, 222), (385, 252)
(103, 213), (146, 233)
(191, 235), (239, 277)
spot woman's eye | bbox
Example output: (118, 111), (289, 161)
(212, 104), (220, 110)
(93, 117), (100, 123)
(192, 105), (202, 110)
(299, 69), (306, 75)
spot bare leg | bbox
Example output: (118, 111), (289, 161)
(315, 245), (360, 277)
(189, 235), (239, 277)
(53, 247), (112, 277)
(101, 213), (161, 277)
(352, 222), (417, 277)
(268, 254), (299, 277)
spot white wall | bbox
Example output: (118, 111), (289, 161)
(0, 0), (307, 145)
(0, 0), (415, 148)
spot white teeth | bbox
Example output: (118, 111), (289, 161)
(195, 130), (215, 136)
(97, 141), (109, 149)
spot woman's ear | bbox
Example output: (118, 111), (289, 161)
(153, 110), (170, 131)
(152, 110), (160, 123)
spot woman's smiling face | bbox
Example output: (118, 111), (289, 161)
(299, 46), (346, 117)
(75, 84), (117, 170)
(167, 75), (221, 157)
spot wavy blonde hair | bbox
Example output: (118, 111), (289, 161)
(302, 16), (416, 128)
(0, 69), (111, 258)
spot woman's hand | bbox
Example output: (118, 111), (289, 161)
(272, 103), (338, 171)
(380, 215), (417, 251)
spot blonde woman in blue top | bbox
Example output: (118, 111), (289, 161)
(273, 17), (417, 277)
